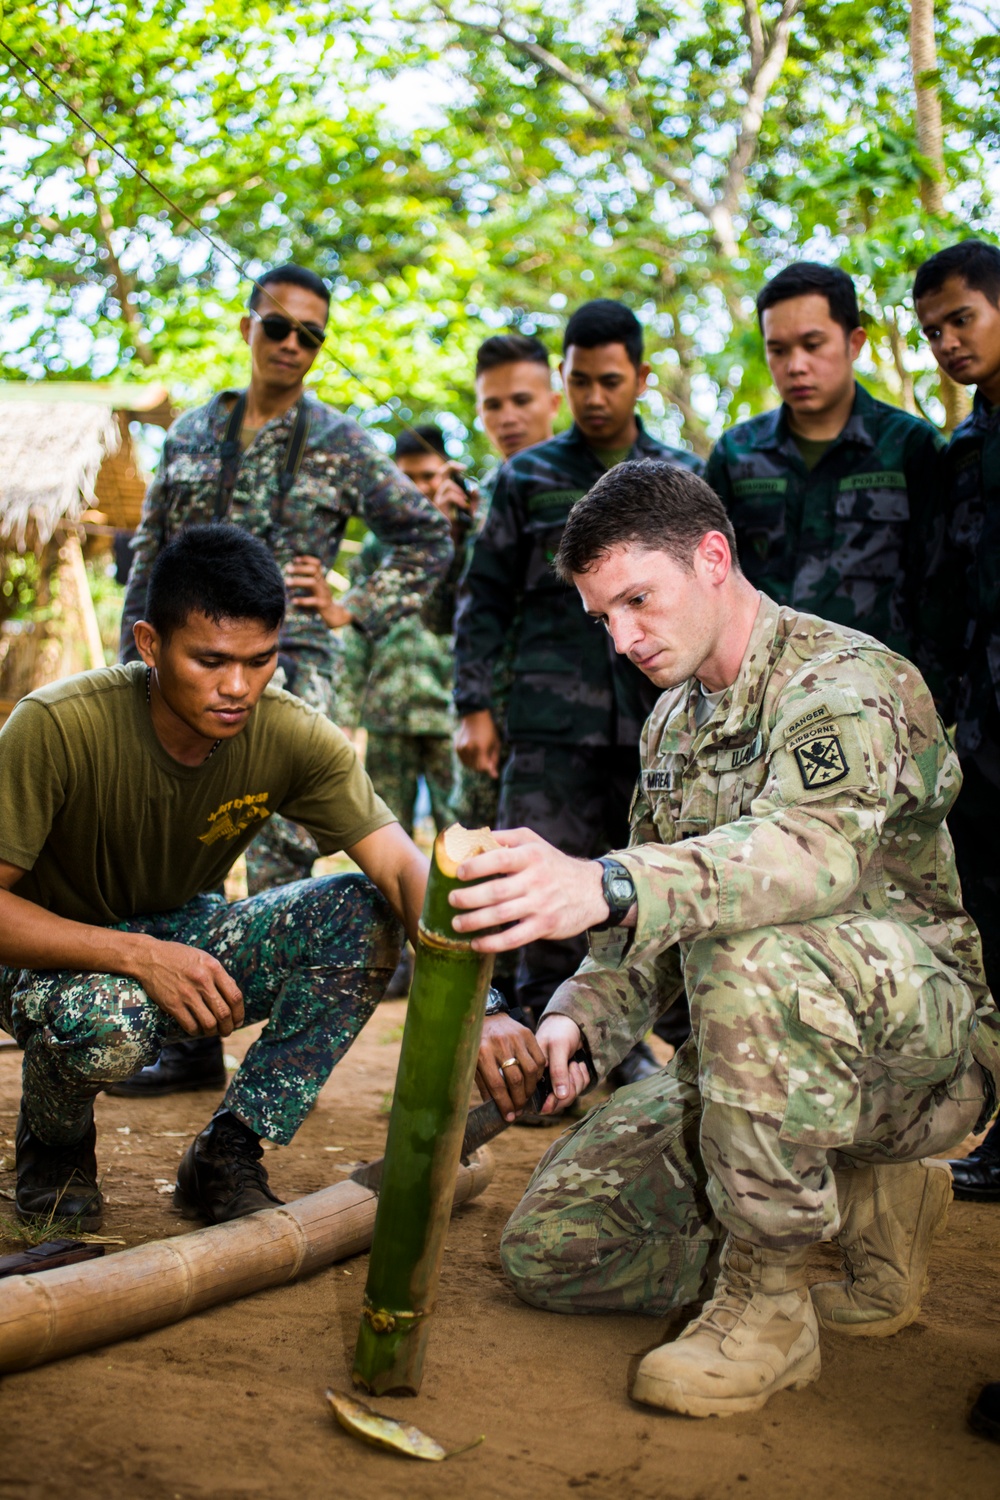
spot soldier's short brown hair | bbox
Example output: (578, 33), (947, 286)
(555, 460), (740, 579)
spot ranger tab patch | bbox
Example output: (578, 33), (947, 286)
(793, 731), (849, 789)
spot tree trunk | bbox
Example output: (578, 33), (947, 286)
(909, 0), (945, 216)
(909, 1), (970, 430)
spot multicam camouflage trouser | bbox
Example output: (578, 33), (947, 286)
(0, 875), (401, 1147)
(502, 914), (990, 1315)
(245, 659), (337, 896)
(365, 731), (454, 839)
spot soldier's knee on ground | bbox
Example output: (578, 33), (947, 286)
(500, 1076), (723, 1316)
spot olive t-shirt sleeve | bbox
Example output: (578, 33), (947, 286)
(0, 699), (69, 871)
(276, 710), (396, 852)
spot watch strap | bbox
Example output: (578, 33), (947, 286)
(591, 857), (636, 932)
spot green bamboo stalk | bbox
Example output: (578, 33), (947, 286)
(352, 823), (497, 1396)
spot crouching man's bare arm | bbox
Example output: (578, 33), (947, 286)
(0, 860), (245, 1037)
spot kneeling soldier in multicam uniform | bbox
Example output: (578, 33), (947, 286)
(457, 461), (999, 1418)
(0, 526), (428, 1230)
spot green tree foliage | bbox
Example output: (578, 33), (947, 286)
(1, 1), (997, 456)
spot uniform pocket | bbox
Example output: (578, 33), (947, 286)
(778, 983), (862, 1147)
(832, 484), (909, 581)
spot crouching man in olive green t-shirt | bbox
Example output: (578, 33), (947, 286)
(0, 525), (429, 1230)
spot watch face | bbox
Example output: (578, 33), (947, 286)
(610, 876), (633, 902)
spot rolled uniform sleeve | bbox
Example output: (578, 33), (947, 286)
(341, 436), (452, 639)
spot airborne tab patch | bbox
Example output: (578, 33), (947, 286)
(793, 732), (849, 789)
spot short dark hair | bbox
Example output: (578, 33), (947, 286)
(394, 423), (447, 460)
(563, 300), (644, 369)
(555, 461), (740, 580)
(145, 525), (286, 640)
(248, 264), (330, 313)
(475, 333), (551, 377)
(913, 239), (1000, 308)
(756, 262), (860, 337)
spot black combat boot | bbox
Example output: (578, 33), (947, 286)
(947, 1117), (1000, 1202)
(105, 1036), (227, 1097)
(174, 1111), (283, 1224)
(607, 1038), (660, 1089)
(15, 1109), (103, 1231)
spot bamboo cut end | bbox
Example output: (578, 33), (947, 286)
(434, 823), (500, 878)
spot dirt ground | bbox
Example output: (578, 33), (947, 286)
(0, 1003), (997, 1500)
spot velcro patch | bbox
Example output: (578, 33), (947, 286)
(783, 705), (837, 741)
(642, 769), (672, 791)
(732, 477), (787, 497)
(717, 733), (764, 772)
(838, 470), (905, 491)
(792, 731), (849, 788)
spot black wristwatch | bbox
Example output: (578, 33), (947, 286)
(484, 986), (510, 1017)
(591, 858), (636, 931)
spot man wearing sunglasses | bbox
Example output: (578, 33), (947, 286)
(116, 263), (451, 1098)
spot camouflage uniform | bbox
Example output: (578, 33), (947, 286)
(120, 390), (451, 889)
(453, 421), (704, 1015)
(501, 597), (999, 1312)
(0, 875), (401, 1147)
(339, 532), (454, 838)
(705, 383), (947, 661)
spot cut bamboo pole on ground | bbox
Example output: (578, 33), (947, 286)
(0, 1150), (494, 1375)
(353, 823), (498, 1397)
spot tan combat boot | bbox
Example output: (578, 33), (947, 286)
(810, 1159), (952, 1337)
(631, 1236), (821, 1418)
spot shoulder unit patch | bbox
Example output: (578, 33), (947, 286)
(792, 732), (849, 789)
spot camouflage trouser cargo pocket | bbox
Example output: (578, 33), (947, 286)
(680, 914), (984, 1245)
(500, 1069), (724, 1316)
(4, 875), (401, 1146)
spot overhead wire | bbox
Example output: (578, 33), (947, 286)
(0, 30), (441, 453)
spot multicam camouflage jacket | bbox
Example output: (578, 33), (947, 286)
(917, 391), (1000, 782)
(547, 594), (995, 1076)
(338, 532), (454, 737)
(119, 390), (452, 678)
(704, 383), (947, 661)
(453, 420), (704, 747)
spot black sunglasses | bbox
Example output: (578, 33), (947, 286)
(250, 310), (326, 350)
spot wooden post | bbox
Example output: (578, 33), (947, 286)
(353, 825), (498, 1397)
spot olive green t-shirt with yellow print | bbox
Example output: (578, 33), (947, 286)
(0, 663), (394, 927)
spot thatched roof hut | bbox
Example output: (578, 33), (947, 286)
(0, 382), (173, 723)
(0, 381), (172, 549)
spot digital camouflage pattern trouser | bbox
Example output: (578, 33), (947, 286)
(502, 913), (991, 1316)
(365, 731), (454, 839)
(0, 875), (401, 1147)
